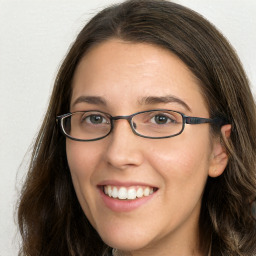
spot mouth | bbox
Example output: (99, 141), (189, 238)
(100, 185), (158, 200)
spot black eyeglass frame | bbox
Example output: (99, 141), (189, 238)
(56, 109), (225, 141)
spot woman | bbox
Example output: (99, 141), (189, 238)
(18, 0), (256, 255)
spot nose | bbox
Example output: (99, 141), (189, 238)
(104, 119), (144, 170)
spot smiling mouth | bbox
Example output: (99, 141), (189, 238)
(101, 185), (158, 200)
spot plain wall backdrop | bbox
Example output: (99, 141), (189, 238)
(0, 1), (255, 255)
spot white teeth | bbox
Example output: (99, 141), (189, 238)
(118, 187), (127, 200)
(107, 186), (112, 196)
(143, 187), (150, 196)
(127, 187), (137, 200)
(112, 186), (118, 198)
(136, 187), (144, 198)
(103, 185), (155, 200)
(104, 186), (108, 195)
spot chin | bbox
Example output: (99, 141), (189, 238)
(99, 230), (152, 252)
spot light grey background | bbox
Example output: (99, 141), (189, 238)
(0, 1), (255, 255)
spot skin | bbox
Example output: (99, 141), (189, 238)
(66, 39), (230, 256)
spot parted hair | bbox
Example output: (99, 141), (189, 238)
(18, 0), (256, 255)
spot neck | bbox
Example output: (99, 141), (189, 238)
(112, 249), (131, 256)
(112, 243), (211, 256)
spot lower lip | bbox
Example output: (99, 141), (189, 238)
(99, 188), (156, 212)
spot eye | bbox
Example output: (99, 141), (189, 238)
(90, 115), (105, 124)
(150, 113), (177, 125)
(81, 113), (109, 125)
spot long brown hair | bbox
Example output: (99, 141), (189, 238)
(18, 1), (256, 255)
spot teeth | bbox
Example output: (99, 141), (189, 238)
(118, 187), (127, 200)
(136, 187), (144, 198)
(127, 187), (137, 200)
(112, 187), (118, 198)
(144, 187), (150, 196)
(107, 186), (112, 196)
(103, 185), (155, 200)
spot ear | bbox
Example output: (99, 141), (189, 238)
(208, 124), (231, 178)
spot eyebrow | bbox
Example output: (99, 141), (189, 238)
(138, 95), (191, 112)
(72, 94), (191, 112)
(72, 96), (107, 108)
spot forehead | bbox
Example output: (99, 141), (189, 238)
(71, 39), (208, 115)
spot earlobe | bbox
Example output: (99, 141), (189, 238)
(208, 124), (231, 178)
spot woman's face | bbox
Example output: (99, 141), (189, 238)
(67, 39), (224, 255)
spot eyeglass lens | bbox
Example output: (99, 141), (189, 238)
(61, 110), (184, 140)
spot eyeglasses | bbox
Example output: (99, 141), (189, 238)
(56, 109), (224, 141)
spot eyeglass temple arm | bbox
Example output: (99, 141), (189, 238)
(185, 116), (223, 125)
(56, 113), (72, 124)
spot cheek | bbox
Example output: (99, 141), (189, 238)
(66, 141), (102, 177)
(147, 131), (212, 186)
(66, 140), (103, 200)
(66, 140), (105, 226)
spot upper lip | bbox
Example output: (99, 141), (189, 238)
(97, 180), (158, 188)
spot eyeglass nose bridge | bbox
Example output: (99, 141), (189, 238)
(110, 114), (137, 131)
